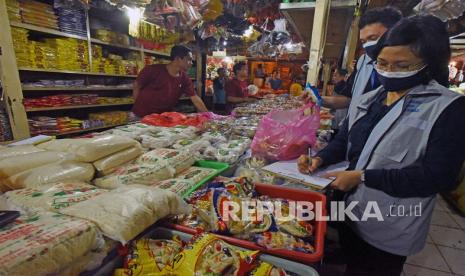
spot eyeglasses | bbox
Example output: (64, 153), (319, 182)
(374, 61), (425, 72)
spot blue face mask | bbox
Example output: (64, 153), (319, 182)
(363, 39), (380, 60)
(375, 66), (428, 91)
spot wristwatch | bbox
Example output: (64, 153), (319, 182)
(360, 170), (366, 184)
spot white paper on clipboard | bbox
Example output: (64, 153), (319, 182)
(262, 160), (350, 189)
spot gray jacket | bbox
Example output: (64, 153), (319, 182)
(346, 80), (463, 256)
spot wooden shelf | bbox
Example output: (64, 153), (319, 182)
(26, 103), (133, 112)
(10, 21), (87, 41)
(90, 38), (141, 52)
(22, 86), (133, 91)
(90, 38), (171, 58)
(54, 123), (127, 137)
(18, 67), (137, 78)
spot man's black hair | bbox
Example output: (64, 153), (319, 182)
(359, 7), (403, 29)
(233, 61), (247, 75)
(383, 15), (450, 87)
(170, 45), (192, 61)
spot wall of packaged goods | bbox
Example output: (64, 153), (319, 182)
(0, 0), (202, 140)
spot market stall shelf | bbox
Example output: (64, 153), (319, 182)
(26, 103), (133, 112)
(22, 86), (132, 91)
(10, 21), (87, 41)
(18, 67), (137, 78)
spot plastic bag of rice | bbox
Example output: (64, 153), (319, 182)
(0, 212), (103, 276)
(137, 148), (196, 174)
(151, 178), (196, 196)
(93, 145), (144, 174)
(175, 166), (216, 184)
(0, 151), (75, 180)
(93, 162), (174, 189)
(0, 145), (44, 160)
(2, 161), (95, 191)
(60, 185), (191, 244)
(38, 135), (138, 162)
(2, 182), (107, 213)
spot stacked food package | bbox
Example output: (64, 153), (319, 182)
(55, 7), (86, 36)
(29, 41), (58, 69)
(96, 97), (134, 104)
(23, 95), (133, 109)
(45, 38), (89, 71)
(89, 111), (130, 125)
(28, 116), (83, 135)
(91, 46), (138, 75)
(19, 0), (58, 29)
(94, 29), (130, 46)
(10, 27), (31, 67)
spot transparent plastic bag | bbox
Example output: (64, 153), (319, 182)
(251, 103), (320, 161)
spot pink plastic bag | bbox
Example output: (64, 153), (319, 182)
(251, 103), (320, 161)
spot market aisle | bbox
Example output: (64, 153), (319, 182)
(404, 195), (465, 276)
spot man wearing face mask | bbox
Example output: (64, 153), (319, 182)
(321, 7), (403, 110)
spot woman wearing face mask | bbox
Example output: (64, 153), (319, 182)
(299, 15), (465, 275)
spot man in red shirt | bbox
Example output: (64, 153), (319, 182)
(225, 61), (255, 113)
(132, 45), (208, 117)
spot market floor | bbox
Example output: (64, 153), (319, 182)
(321, 195), (465, 276)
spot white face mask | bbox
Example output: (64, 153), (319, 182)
(375, 65), (427, 78)
(362, 38), (379, 49)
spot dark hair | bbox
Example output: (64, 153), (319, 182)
(382, 15), (450, 86)
(170, 45), (192, 61)
(217, 68), (225, 74)
(233, 61), (247, 75)
(335, 68), (348, 77)
(359, 7), (403, 29)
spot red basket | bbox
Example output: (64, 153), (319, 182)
(163, 183), (327, 264)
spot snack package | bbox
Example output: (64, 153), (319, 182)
(124, 238), (184, 274)
(93, 145), (144, 174)
(249, 261), (288, 276)
(0, 151), (75, 179)
(2, 182), (107, 213)
(175, 166), (216, 184)
(2, 161), (95, 191)
(252, 232), (315, 253)
(138, 148), (196, 174)
(60, 185), (191, 244)
(0, 145), (44, 160)
(93, 162), (175, 189)
(0, 212), (102, 276)
(161, 234), (259, 275)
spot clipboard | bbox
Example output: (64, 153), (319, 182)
(262, 160), (349, 190)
